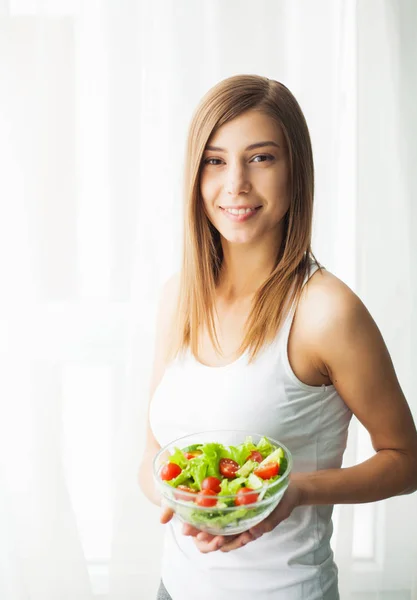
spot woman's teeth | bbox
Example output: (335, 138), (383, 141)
(223, 207), (258, 215)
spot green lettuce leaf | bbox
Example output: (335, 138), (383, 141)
(199, 443), (231, 478)
(186, 456), (209, 488)
(168, 447), (188, 469)
(218, 476), (247, 496)
(256, 436), (276, 458)
(167, 470), (193, 488)
(166, 455), (208, 489)
(229, 436), (258, 465)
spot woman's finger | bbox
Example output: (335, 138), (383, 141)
(220, 531), (254, 552)
(182, 523), (221, 543)
(182, 523), (216, 542)
(182, 523), (203, 537)
(196, 531), (214, 542)
(160, 506), (174, 524)
(194, 535), (225, 554)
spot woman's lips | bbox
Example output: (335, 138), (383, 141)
(219, 206), (262, 223)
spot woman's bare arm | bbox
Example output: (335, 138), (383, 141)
(295, 271), (417, 505)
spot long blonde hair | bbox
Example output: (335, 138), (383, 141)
(171, 74), (319, 363)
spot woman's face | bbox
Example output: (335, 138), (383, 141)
(200, 109), (290, 246)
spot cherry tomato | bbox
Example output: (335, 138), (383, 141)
(160, 462), (182, 481)
(195, 489), (217, 507)
(201, 476), (221, 493)
(234, 488), (259, 506)
(219, 458), (239, 479)
(247, 450), (263, 463)
(174, 485), (197, 502)
(185, 451), (202, 460)
(254, 461), (280, 480)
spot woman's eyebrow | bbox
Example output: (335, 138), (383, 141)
(205, 141), (280, 152)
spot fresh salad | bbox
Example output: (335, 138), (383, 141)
(159, 436), (288, 528)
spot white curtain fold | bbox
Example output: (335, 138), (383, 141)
(0, 1), (416, 598)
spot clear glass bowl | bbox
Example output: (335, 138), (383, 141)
(153, 430), (292, 536)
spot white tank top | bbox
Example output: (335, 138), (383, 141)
(150, 263), (352, 600)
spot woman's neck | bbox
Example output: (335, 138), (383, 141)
(217, 242), (279, 302)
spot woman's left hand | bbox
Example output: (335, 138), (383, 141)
(182, 479), (304, 553)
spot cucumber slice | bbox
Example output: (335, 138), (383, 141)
(236, 460), (256, 478)
(247, 472), (263, 490)
(259, 447), (284, 467)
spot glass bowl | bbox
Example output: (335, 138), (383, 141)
(153, 430), (292, 536)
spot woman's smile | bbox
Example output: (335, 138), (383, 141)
(219, 205), (263, 223)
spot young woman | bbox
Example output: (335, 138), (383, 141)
(138, 74), (417, 600)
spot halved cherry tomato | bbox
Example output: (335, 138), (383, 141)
(160, 462), (182, 481)
(201, 476), (221, 493)
(254, 461), (280, 480)
(235, 488), (259, 506)
(195, 489), (217, 507)
(185, 451), (202, 460)
(247, 450), (263, 463)
(174, 485), (197, 502)
(219, 458), (239, 479)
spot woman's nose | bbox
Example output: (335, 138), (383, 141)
(225, 164), (251, 196)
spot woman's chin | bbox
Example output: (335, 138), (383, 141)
(220, 231), (257, 246)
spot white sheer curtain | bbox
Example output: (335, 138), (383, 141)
(0, 1), (416, 599)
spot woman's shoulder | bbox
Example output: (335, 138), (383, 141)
(298, 267), (370, 342)
(292, 267), (385, 381)
(305, 267), (359, 306)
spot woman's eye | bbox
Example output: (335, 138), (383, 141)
(252, 154), (273, 163)
(203, 155), (273, 166)
(203, 158), (223, 166)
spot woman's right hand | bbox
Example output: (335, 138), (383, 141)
(182, 522), (233, 553)
(159, 507), (227, 552)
